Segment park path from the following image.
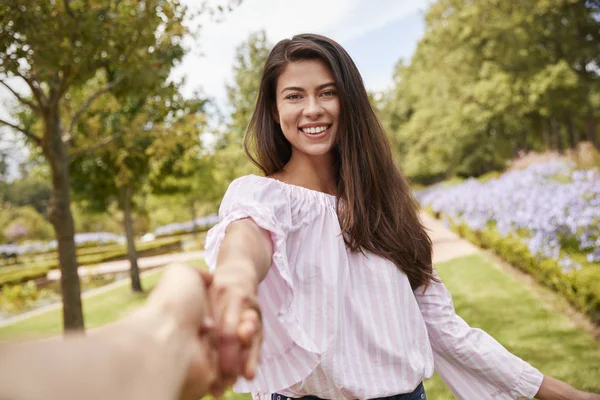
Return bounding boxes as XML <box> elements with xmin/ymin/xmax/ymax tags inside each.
<box><xmin>1</xmin><ymin>214</ymin><xmax>479</xmax><ymax>328</ymax></box>
<box><xmin>420</xmin><ymin>212</ymin><xmax>480</xmax><ymax>264</ymax></box>
<box><xmin>45</xmin><ymin>250</ymin><xmax>206</xmax><ymax>280</ymax></box>
<box><xmin>0</xmin><ymin>251</ymin><xmax>206</xmax><ymax>328</ymax></box>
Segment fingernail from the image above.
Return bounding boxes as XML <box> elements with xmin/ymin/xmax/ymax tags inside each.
<box><xmin>202</xmin><ymin>316</ymin><xmax>215</xmax><ymax>328</ymax></box>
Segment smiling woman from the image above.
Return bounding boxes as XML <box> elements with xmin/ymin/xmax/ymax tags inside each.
<box><xmin>273</xmin><ymin>60</ymin><xmax>340</xmax><ymax>170</ymax></box>
<box><xmin>205</xmin><ymin>33</ymin><xmax>600</xmax><ymax>400</ymax></box>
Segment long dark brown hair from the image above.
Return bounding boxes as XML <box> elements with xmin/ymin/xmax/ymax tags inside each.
<box><xmin>244</xmin><ymin>33</ymin><xmax>436</xmax><ymax>289</ymax></box>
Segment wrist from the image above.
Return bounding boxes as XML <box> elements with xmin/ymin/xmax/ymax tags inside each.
<box><xmin>213</xmin><ymin>261</ymin><xmax>259</xmax><ymax>293</ymax></box>
<box><xmin>536</xmin><ymin>375</ymin><xmax>582</xmax><ymax>400</ymax></box>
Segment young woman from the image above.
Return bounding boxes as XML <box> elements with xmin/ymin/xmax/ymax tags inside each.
<box><xmin>205</xmin><ymin>34</ymin><xmax>599</xmax><ymax>400</ymax></box>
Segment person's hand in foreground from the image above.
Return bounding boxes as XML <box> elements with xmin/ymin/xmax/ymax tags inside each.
<box><xmin>209</xmin><ymin>262</ymin><xmax>263</xmax><ymax>396</ymax></box>
<box><xmin>139</xmin><ymin>262</ymin><xmax>220</xmax><ymax>399</ymax></box>
<box><xmin>0</xmin><ymin>263</ymin><xmax>220</xmax><ymax>400</ymax></box>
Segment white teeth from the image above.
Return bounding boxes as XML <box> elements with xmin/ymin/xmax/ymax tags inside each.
<box><xmin>302</xmin><ymin>126</ymin><xmax>328</xmax><ymax>134</ymax></box>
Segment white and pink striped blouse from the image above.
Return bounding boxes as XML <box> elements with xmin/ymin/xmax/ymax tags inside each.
<box><xmin>205</xmin><ymin>175</ymin><xmax>544</xmax><ymax>400</ymax></box>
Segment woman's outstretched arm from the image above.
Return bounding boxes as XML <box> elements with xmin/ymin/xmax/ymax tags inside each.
<box><xmin>414</xmin><ymin>269</ymin><xmax>599</xmax><ymax>400</ymax></box>
<box><xmin>209</xmin><ymin>218</ymin><xmax>273</xmax><ymax>391</ymax></box>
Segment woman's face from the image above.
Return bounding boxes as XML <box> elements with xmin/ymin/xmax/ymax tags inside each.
<box><xmin>274</xmin><ymin>59</ymin><xmax>340</xmax><ymax>159</ymax></box>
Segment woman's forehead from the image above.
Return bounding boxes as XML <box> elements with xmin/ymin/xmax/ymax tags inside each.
<box><xmin>277</xmin><ymin>59</ymin><xmax>335</xmax><ymax>90</ymax></box>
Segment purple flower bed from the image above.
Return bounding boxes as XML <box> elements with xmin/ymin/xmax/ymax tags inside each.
<box><xmin>416</xmin><ymin>161</ymin><xmax>600</xmax><ymax>272</ymax></box>
<box><xmin>153</xmin><ymin>214</ymin><xmax>219</xmax><ymax>237</ymax></box>
<box><xmin>0</xmin><ymin>232</ymin><xmax>124</xmax><ymax>256</ymax></box>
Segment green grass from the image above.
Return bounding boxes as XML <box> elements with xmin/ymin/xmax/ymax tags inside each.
<box><xmin>423</xmin><ymin>253</ymin><xmax>600</xmax><ymax>399</ymax></box>
<box><xmin>0</xmin><ymin>269</ymin><xmax>164</xmax><ymax>339</ymax></box>
<box><xmin>1</xmin><ymin>255</ymin><xmax>598</xmax><ymax>399</ymax></box>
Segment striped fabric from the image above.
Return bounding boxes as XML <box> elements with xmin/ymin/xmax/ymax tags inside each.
<box><xmin>205</xmin><ymin>175</ymin><xmax>544</xmax><ymax>400</ymax></box>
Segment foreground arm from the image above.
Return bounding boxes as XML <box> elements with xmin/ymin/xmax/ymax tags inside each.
<box><xmin>0</xmin><ymin>264</ymin><xmax>219</xmax><ymax>400</ymax></box>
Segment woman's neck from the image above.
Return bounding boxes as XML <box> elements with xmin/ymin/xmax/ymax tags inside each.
<box><xmin>273</xmin><ymin>152</ymin><xmax>337</xmax><ymax>196</ymax></box>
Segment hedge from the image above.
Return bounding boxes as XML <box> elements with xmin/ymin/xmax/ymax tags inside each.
<box><xmin>434</xmin><ymin>212</ymin><xmax>600</xmax><ymax>325</ymax></box>
<box><xmin>0</xmin><ymin>237</ymin><xmax>190</xmax><ymax>287</ymax></box>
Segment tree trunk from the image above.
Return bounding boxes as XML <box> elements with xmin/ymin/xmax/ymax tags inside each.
<box><xmin>566</xmin><ymin>115</ymin><xmax>577</xmax><ymax>149</ymax></box>
<box><xmin>122</xmin><ymin>184</ymin><xmax>143</xmax><ymax>293</ymax></box>
<box><xmin>550</xmin><ymin>118</ymin><xmax>564</xmax><ymax>154</ymax></box>
<box><xmin>190</xmin><ymin>200</ymin><xmax>199</xmax><ymax>240</ymax></box>
<box><xmin>42</xmin><ymin>108</ymin><xmax>84</xmax><ymax>331</ymax></box>
<box><xmin>542</xmin><ymin>119</ymin><xmax>551</xmax><ymax>150</ymax></box>
<box><xmin>586</xmin><ymin>110</ymin><xmax>598</xmax><ymax>149</ymax></box>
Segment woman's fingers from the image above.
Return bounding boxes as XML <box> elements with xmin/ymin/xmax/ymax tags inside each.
<box><xmin>198</xmin><ymin>269</ymin><xmax>213</xmax><ymax>286</ymax></box>
<box><xmin>244</xmin><ymin>319</ymin><xmax>262</xmax><ymax>380</ymax></box>
<box><xmin>236</xmin><ymin>307</ymin><xmax>262</xmax><ymax>380</ymax></box>
<box><xmin>217</xmin><ymin>297</ymin><xmax>244</xmax><ymax>377</ymax></box>
<box><xmin>237</xmin><ymin>309</ymin><xmax>260</xmax><ymax>345</ymax></box>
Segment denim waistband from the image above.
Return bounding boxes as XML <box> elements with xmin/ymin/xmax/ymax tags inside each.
<box><xmin>271</xmin><ymin>382</ymin><xmax>425</xmax><ymax>400</ymax></box>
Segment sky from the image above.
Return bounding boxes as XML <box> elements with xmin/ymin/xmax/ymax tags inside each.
<box><xmin>174</xmin><ymin>0</ymin><xmax>429</xmax><ymax>109</ymax></box>
<box><xmin>0</xmin><ymin>0</ymin><xmax>430</xmax><ymax>179</ymax></box>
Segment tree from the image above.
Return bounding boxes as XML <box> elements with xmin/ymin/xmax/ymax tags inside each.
<box><xmin>378</xmin><ymin>0</ymin><xmax>600</xmax><ymax>182</ymax></box>
<box><xmin>0</xmin><ymin>0</ymin><xmax>191</xmax><ymax>329</ymax></box>
<box><xmin>150</xmin><ymin>138</ymin><xmax>222</xmax><ymax>240</ymax></box>
<box><xmin>2</xmin><ymin>170</ymin><xmax>51</xmax><ymax>217</ymax></box>
<box><xmin>70</xmin><ymin>89</ymin><xmax>207</xmax><ymax>292</ymax></box>
<box><xmin>217</xmin><ymin>30</ymin><xmax>272</xmax><ymax>181</ymax></box>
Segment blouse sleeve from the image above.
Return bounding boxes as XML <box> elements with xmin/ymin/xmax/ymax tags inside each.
<box><xmin>204</xmin><ymin>175</ymin><xmax>292</xmax><ymax>275</ymax></box>
<box><xmin>204</xmin><ymin>175</ymin><xmax>320</xmax><ymax>394</ymax></box>
<box><xmin>414</xmin><ymin>270</ymin><xmax>544</xmax><ymax>400</ymax></box>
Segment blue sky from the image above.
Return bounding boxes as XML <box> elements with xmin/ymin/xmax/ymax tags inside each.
<box><xmin>343</xmin><ymin>10</ymin><xmax>426</xmax><ymax>93</ymax></box>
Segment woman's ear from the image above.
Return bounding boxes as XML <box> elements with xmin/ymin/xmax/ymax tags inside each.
<box><xmin>271</xmin><ymin>105</ymin><xmax>280</xmax><ymax>124</ymax></box>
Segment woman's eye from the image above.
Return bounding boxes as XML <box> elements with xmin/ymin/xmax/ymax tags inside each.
<box><xmin>285</xmin><ymin>93</ymin><xmax>301</xmax><ymax>100</ymax></box>
<box><xmin>322</xmin><ymin>90</ymin><xmax>337</xmax><ymax>97</ymax></box>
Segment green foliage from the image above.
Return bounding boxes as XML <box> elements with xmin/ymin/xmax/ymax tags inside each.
<box><xmin>3</xmin><ymin>205</ymin><xmax>54</xmax><ymax>242</ymax></box>
<box><xmin>226</xmin><ymin>30</ymin><xmax>272</xmax><ymax>142</ymax></box>
<box><xmin>0</xmin><ymin>280</ymin><xmax>59</xmax><ymax>313</ymax></box>
<box><xmin>442</xmin><ymin>217</ymin><xmax>600</xmax><ymax>324</ymax></box>
<box><xmin>216</xmin><ymin>30</ymin><xmax>271</xmax><ymax>181</ymax></box>
<box><xmin>0</xmin><ymin>236</ymin><xmax>185</xmax><ymax>286</ymax></box>
<box><xmin>0</xmin><ymin>269</ymin><xmax>166</xmax><ymax>339</ymax></box>
<box><xmin>379</xmin><ymin>0</ymin><xmax>600</xmax><ymax>182</ymax></box>
<box><xmin>0</xmin><ymin>172</ymin><xmax>51</xmax><ymax>217</ymax></box>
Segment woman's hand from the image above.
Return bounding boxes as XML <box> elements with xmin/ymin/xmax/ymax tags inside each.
<box><xmin>208</xmin><ymin>265</ymin><xmax>263</xmax><ymax>396</ymax></box>
<box><xmin>536</xmin><ymin>375</ymin><xmax>600</xmax><ymax>400</ymax></box>
<box><xmin>576</xmin><ymin>391</ymin><xmax>600</xmax><ymax>400</ymax></box>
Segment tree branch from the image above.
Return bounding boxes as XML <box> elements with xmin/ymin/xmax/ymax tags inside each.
<box><xmin>0</xmin><ymin>80</ymin><xmax>40</xmax><ymax>112</ymax></box>
<box><xmin>13</xmin><ymin>69</ymin><xmax>47</xmax><ymax>108</ymax></box>
<box><xmin>68</xmin><ymin>77</ymin><xmax>123</xmax><ymax>138</ymax></box>
<box><xmin>68</xmin><ymin>131</ymin><xmax>125</xmax><ymax>161</ymax></box>
<box><xmin>64</xmin><ymin>0</ymin><xmax>75</xmax><ymax>17</ymax></box>
<box><xmin>0</xmin><ymin>118</ymin><xmax>42</xmax><ymax>146</ymax></box>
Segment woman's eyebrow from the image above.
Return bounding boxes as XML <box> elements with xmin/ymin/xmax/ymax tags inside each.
<box><xmin>280</xmin><ymin>82</ymin><xmax>336</xmax><ymax>94</ymax></box>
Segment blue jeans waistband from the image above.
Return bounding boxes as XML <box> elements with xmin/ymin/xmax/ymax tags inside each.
<box><xmin>271</xmin><ymin>382</ymin><xmax>426</xmax><ymax>400</ymax></box>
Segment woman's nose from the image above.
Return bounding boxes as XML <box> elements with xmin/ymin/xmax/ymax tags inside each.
<box><xmin>304</xmin><ymin>97</ymin><xmax>323</xmax><ymax>118</ymax></box>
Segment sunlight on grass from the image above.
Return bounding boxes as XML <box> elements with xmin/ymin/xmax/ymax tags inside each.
<box><xmin>0</xmin><ymin>269</ymin><xmax>166</xmax><ymax>339</ymax></box>
<box><xmin>424</xmin><ymin>253</ymin><xmax>600</xmax><ymax>397</ymax></box>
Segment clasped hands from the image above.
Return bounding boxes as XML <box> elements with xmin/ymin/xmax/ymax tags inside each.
<box><xmin>132</xmin><ymin>262</ymin><xmax>262</xmax><ymax>400</ymax></box>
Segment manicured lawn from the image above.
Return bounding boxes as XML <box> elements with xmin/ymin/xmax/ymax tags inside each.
<box><xmin>0</xmin><ymin>269</ymin><xmax>164</xmax><ymax>339</ymax></box>
<box><xmin>424</xmin><ymin>253</ymin><xmax>600</xmax><ymax>399</ymax></box>
<box><xmin>1</xmin><ymin>254</ymin><xmax>598</xmax><ymax>399</ymax></box>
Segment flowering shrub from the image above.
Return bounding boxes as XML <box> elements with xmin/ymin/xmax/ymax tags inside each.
<box><xmin>416</xmin><ymin>161</ymin><xmax>600</xmax><ymax>322</ymax></box>
<box><xmin>417</xmin><ymin>161</ymin><xmax>600</xmax><ymax>269</ymax></box>
<box><xmin>153</xmin><ymin>214</ymin><xmax>219</xmax><ymax>237</ymax></box>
